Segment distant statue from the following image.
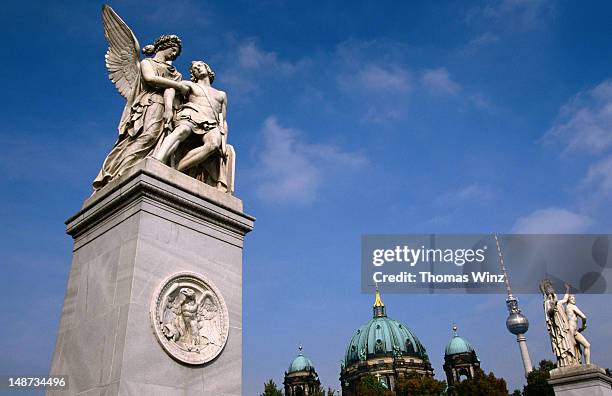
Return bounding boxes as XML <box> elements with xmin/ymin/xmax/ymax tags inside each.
<box><xmin>540</xmin><ymin>280</ymin><xmax>581</xmax><ymax>367</ymax></box>
<box><xmin>565</xmin><ymin>289</ymin><xmax>591</xmax><ymax>364</ymax></box>
<box><xmin>93</xmin><ymin>5</ymin><xmax>189</xmax><ymax>190</ymax></box>
<box><xmin>154</xmin><ymin>61</ymin><xmax>235</xmax><ymax>193</ymax></box>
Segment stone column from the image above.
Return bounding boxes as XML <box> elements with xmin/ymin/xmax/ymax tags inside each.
<box><xmin>48</xmin><ymin>159</ymin><xmax>254</xmax><ymax>395</ymax></box>
<box><xmin>549</xmin><ymin>364</ymin><xmax>612</xmax><ymax>396</ymax></box>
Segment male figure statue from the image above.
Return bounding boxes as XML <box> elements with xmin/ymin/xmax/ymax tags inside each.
<box><xmin>540</xmin><ymin>279</ymin><xmax>580</xmax><ymax>367</ymax></box>
<box><xmin>155</xmin><ymin>61</ymin><xmax>228</xmax><ymax>173</ymax></box>
<box><xmin>563</xmin><ymin>284</ymin><xmax>591</xmax><ymax>364</ymax></box>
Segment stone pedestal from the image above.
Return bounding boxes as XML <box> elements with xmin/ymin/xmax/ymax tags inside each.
<box><xmin>49</xmin><ymin>159</ymin><xmax>254</xmax><ymax>395</ymax></box>
<box><xmin>549</xmin><ymin>364</ymin><xmax>612</xmax><ymax>396</ymax></box>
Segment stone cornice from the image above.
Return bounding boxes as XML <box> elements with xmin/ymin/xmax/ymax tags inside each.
<box><xmin>67</xmin><ymin>159</ymin><xmax>255</xmax><ymax>239</ymax></box>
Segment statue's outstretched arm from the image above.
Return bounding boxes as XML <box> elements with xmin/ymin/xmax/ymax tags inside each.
<box><xmin>163</xmin><ymin>88</ymin><xmax>176</xmax><ymax>129</ymax></box>
<box><xmin>574</xmin><ymin>306</ymin><xmax>587</xmax><ymax>320</ymax></box>
<box><xmin>140</xmin><ymin>59</ymin><xmax>187</xmax><ymax>92</ymax></box>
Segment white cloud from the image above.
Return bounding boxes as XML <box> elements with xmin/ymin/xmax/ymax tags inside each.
<box><xmin>477</xmin><ymin>0</ymin><xmax>555</xmax><ymax>32</ymax></box>
<box><xmin>435</xmin><ymin>183</ymin><xmax>494</xmax><ymax>207</ymax></box>
<box><xmin>332</xmin><ymin>39</ymin><xmax>488</xmax><ymax>122</ymax></box>
<box><xmin>468</xmin><ymin>93</ymin><xmax>492</xmax><ymax>110</ymax></box>
<box><xmin>456</xmin><ymin>183</ymin><xmax>494</xmax><ymax>201</ymax></box>
<box><xmin>356</xmin><ymin>65</ymin><xmax>411</xmax><ymax>93</ymax></box>
<box><xmin>512</xmin><ymin>207</ymin><xmax>592</xmax><ymax>233</ymax></box>
<box><xmin>237</xmin><ymin>41</ymin><xmax>301</xmax><ymax>74</ymax></box>
<box><xmin>338</xmin><ymin>63</ymin><xmax>411</xmax><ymax>94</ymax></box>
<box><xmin>220</xmin><ymin>40</ymin><xmax>310</xmax><ymax>100</ymax></box>
<box><xmin>465</xmin><ymin>0</ymin><xmax>555</xmax><ymax>52</ymax></box>
<box><xmin>254</xmin><ymin>116</ymin><xmax>367</xmax><ymax>204</ymax></box>
<box><xmin>421</xmin><ymin>68</ymin><xmax>461</xmax><ymax>96</ymax></box>
<box><xmin>584</xmin><ymin>155</ymin><xmax>612</xmax><ymax>196</ymax></box>
<box><xmin>466</xmin><ymin>32</ymin><xmax>500</xmax><ymax>50</ymax></box>
<box><xmin>545</xmin><ymin>80</ymin><xmax>612</xmax><ymax>154</ymax></box>
<box><xmin>335</xmin><ymin>55</ymin><xmax>413</xmax><ymax>122</ymax></box>
<box><xmin>333</xmin><ymin>40</ymin><xmax>412</xmax><ymax>94</ymax></box>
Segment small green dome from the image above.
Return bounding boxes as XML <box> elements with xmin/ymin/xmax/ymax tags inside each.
<box><xmin>288</xmin><ymin>347</ymin><xmax>315</xmax><ymax>373</ymax></box>
<box><xmin>445</xmin><ymin>327</ymin><xmax>475</xmax><ymax>356</ymax></box>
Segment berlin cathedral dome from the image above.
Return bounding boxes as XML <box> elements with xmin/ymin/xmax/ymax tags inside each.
<box><xmin>340</xmin><ymin>289</ymin><xmax>434</xmax><ymax>394</ymax></box>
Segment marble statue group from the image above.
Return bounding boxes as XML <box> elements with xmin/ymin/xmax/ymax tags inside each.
<box><xmin>540</xmin><ymin>280</ymin><xmax>591</xmax><ymax>368</ymax></box>
<box><xmin>93</xmin><ymin>5</ymin><xmax>234</xmax><ymax>193</ymax></box>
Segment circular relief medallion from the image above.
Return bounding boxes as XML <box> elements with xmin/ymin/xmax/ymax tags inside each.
<box><xmin>150</xmin><ymin>271</ymin><xmax>229</xmax><ymax>365</ymax></box>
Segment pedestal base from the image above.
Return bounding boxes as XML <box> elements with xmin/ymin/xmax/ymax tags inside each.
<box><xmin>549</xmin><ymin>364</ymin><xmax>612</xmax><ymax>396</ymax></box>
<box><xmin>49</xmin><ymin>159</ymin><xmax>254</xmax><ymax>395</ymax></box>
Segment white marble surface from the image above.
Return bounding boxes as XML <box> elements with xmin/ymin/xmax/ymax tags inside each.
<box><xmin>549</xmin><ymin>364</ymin><xmax>612</xmax><ymax>396</ymax></box>
<box><xmin>48</xmin><ymin>160</ymin><xmax>254</xmax><ymax>395</ymax></box>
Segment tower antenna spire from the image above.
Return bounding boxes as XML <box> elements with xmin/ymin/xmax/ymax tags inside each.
<box><xmin>494</xmin><ymin>234</ymin><xmax>513</xmax><ymax>298</ymax></box>
<box><xmin>494</xmin><ymin>234</ymin><xmax>533</xmax><ymax>376</ymax></box>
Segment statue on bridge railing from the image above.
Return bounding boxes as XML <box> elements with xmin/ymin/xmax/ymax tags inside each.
<box><xmin>93</xmin><ymin>5</ymin><xmax>234</xmax><ymax>194</ymax></box>
<box><xmin>540</xmin><ymin>280</ymin><xmax>591</xmax><ymax>367</ymax></box>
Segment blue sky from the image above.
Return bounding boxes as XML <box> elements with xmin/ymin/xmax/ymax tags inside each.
<box><xmin>2</xmin><ymin>0</ymin><xmax>612</xmax><ymax>394</ymax></box>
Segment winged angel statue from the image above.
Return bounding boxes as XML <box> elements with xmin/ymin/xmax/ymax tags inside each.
<box><xmin>93</xmin><ymin>5</ymin><xmax>235</xmax><ymax>193</ymax></box>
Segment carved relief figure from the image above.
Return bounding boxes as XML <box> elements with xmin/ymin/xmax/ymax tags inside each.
<box><xmin>151</xmin><ymin>272</ymin><xmax>229</xmax><ymax>365</ymax></box>
<box><xmin>160</xmin><ymin>287</ymin><xmax>224</xmax><ymax>353</ymax></box>
<box><xmin>162</xmin><ymin>287</ymin><xmax>198</xmax><ymax>349</ymax></box>
<box><xmin>93</xmin><ymin>5</ymin><xmax>189</xmax><ymax>190</ymax></box>
<box><xmin>540</xmin><ymin>280</ymin><xmax>580</xmax><ymax>367</ymax></box>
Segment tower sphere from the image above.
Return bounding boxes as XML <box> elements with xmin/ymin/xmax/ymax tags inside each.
<box><xmin>506</xmin><ymin>312</ymin><xmax>529</xmax><ymax>335</ymax></box>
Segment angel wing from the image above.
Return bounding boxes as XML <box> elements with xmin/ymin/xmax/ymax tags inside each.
<box><xmin>101</xmin><ymin>5</ymin><xmax>141</xmax><ymax>99</ymax></box>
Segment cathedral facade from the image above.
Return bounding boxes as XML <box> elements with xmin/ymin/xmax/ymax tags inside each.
<box><xmin>279</xmin><ymin>291</ymin><xmax>483</xmax><ymax>394</ymax></box>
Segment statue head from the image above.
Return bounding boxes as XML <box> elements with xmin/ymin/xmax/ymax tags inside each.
<box><xmin>190</xmin><ymin>61</ymin><xmax>215</xmax><ymax>84</ymax></box>
<box><xmin>539</xmin><ymin>279</ymin><xmax>555</xmax><ymax>297</ymax></box>
<box><xmin>142</xmin><ymin>34</ymin><xmax>183</xmax><ymax>60</ymax></box>
<box><xmin>568</xmin><ymin>294</ymin><xmax>576</xmax><ymax>304</ymax></box>
<box><xmin>180</xmin><ymin>287</ymin><xmax>196</xmax><ymax>300</ymax></box>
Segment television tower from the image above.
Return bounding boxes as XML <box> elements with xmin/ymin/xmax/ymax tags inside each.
<box><xmin>494</xmin><ymin>234</ymin><xmax>533</xmax><ymax>376</ymax></box>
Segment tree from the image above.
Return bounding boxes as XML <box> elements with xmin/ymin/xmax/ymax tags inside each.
<box><xmin>523</xmin><ymin>360</ymin><xmax>555</xmax><ymax>396</ymax></box>
<box><xmin>260</xmin><ymin>379</ymin><xmax>283</xmax><ymax>396</ymax></box>
<box><xmin>452</xmin><ymin>368</ymin><xmax>508</xmax><ymax>396</ymax></box>
<box><xmin>312</xmin><ymin>385</ymin><xmax>337</xmax><ymax>396</ymax></box>
<box><xmin>355</xmin><ymin>374</ymin><xmax>394</xmax><ymax>396</ymax></box>
<box><xmin>395</xmin><ymin>373</ymin><xmax>447</xmax><ymax>395</ymax></box>
<box><xmin>510</xmin><ymin>390</ymin><xmax>522</xmax><ymax>396</ymax></box>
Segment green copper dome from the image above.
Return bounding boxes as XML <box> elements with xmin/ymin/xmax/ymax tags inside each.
<box><xmin>344</xmin><ymin>290</ymin><xmax>429</xmax><ymax>366</ymax></box>
<box><xmin>288</xmin><ymin>346</ymin><xmax>315</xmax><ymax>373</ymax></box>
<box><xmin>445</xmin><ymin>327</ymin><xmax>475</xmax><ymax>356</ymax></box>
